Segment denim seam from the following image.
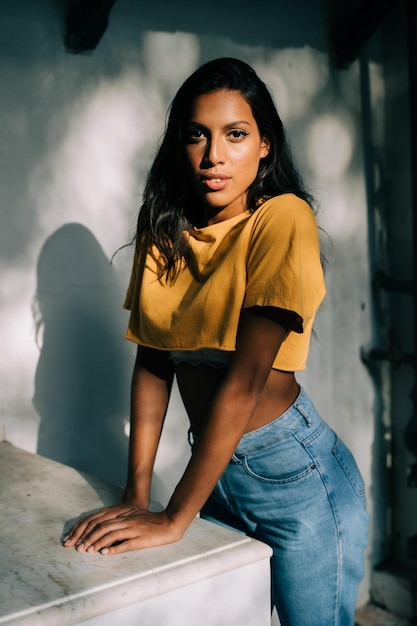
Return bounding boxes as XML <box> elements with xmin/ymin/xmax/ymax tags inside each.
<box><xmin>217</xmin><ymin>472</ymin><xmax>239</xmax><ymax>515</ymax></box>
<box><xmin>295</xmin><ymin>421</ymin><xmax>325</xmax><ymax>446</ymax></box>
<box><xmin>312</xmin><ymin>458</ymin><xmax>343</xmax><ymax>625</ymax></box>
<box><xmin>332</xmin><ymin>438</ymin><xmax>366</xmax><ymax>498</ymax></box>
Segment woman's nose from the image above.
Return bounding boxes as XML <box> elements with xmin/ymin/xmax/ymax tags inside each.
<box><xmin>202</xmin><ymin>137</ymin><xmax>224</xmax><ymax>167</ymax></box>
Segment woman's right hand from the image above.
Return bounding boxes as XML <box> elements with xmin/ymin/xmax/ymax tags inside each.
<box><xmin>62</xmin><ymin>502</ymin><xmax>144</xmax><ymax>550</ymax></box>
<box><xmin>62</xmin><ymin>502</ymin><xmax>183</xmax><ymax>555</ymax></box>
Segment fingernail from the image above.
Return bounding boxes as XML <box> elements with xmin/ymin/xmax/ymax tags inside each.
<box><xmin>87</xmin><ymin>545</ymin><xmax>95</xmax><ymax>553</ymax></box>
<box><xmin>63</xmin><ymin>535</ymin><xmax>69</xmax><ymax>542</ymax></box>
<box><xmin>76</xmin><ymin>542</ymin><xmax>84</xmax><ymax>551</ymax></box>
<box><xmin>101</xmin><ymin>548</ymin><xmax>109</xmax><ymax>555</ymax></box>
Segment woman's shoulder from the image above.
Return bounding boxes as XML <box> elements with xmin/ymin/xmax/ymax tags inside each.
<box><xmin>250</xmin><ymin>193</ymin><xmax>317</xmax><ymax>230</ymax></box>
<box><xmin>257</xmin><ymin>193</ymin><xmax>313</xmax><ymax>213</ymax></box>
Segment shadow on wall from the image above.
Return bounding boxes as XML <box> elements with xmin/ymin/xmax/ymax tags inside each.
<box><xmin>32</xmin><ymin>223</ymin><xmax>130</xmax><ymax>487</ymax></box>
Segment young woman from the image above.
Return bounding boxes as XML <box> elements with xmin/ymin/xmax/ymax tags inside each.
<box><xmin>64</xmin><ymin>58</ymin><xmax>369</xmax><ymax>625</ymax></box>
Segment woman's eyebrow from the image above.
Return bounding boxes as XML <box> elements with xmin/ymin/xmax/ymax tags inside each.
<box><xmin>188</xmin><ymin>120</ymin><xmax>252</xmax><ymax>129</ymax></box>
<box><xmin>223</xmin><ymin>120</ymin><xmax>251</xmax><ymax>128</ymax></box>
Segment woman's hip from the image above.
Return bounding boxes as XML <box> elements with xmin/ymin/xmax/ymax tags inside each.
<box><xmin>216</xmin><ymin>387</ymin><xmax>367</xmax><ymax>532</ymax></box>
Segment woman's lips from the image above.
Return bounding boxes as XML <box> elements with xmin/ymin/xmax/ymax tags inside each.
<box><xmin>200</xmin><ymin>174</ymin><xmax>231</xmax><ymax>191</ymax></box>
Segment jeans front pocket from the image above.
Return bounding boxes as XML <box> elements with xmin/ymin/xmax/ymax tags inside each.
<box><xmin>241</xmin><ymin>436</ymin><xmax>317</xmax><ymax>484</ymax></box>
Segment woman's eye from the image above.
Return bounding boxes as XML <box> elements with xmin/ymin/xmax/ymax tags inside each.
<box><xmin>186</xmin><ymin>128</ymin><xmax>205</xmax><ymax>142</ymax></box>
<box><xmin>228</xmin><ymin>129</ymin><xmax>249</xmax><ymax>141</ymax></box>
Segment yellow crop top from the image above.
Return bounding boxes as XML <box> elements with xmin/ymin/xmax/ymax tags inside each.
<box><xmin>124</xmin><ymin>194</ymin><xmax>326</xmax><ymax>371</ymax></box>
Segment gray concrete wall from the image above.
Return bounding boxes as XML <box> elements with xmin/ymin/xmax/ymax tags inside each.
<box><xmin>0</xmin><ymin>0</ymin><xmax>377</xmax><ymax>605</ymax></box>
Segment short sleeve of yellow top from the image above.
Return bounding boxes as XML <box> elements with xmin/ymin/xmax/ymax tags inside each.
<box><xmin>124</xmin><ymin>193</ymin><xmax>326</xmax><ymax>372</ymax></box>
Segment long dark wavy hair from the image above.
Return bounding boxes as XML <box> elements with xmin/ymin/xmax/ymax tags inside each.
<box><xmin>136</xmin><ymin>57</ymin><xmax>314</xmax><ymax>279</ymax></box>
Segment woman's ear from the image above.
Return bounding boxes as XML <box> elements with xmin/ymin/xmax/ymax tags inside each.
<box><xmin>260</xmin><ymin>137</ymin><xmax>270</xmax><ymax>158</ymax></box>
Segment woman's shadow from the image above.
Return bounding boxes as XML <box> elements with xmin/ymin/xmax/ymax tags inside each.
<box><xmin>33</xmin><ymin>223</ymin><xmax>131</xmax><ymax>488</ymax></box>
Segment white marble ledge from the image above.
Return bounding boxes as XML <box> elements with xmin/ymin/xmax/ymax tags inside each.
<box><xmin>0</xmin><ymin>442</ymin><xmax>272</xmax><ymax>626</ymax></box>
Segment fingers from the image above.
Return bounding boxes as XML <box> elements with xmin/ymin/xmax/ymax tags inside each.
<box><xmin>63</xmin><ymin>506</ymin><xmax>128</xmax><ymax>549</ymax></box>
<box><xmin>62</xmin><ymin>504</ymin><xmax>150</xmax><ymax>553</ymax></box>
<box><xmin>75</xmin><ymin>522</ymin><xmax>132</xmax><ymax>554</ymax></box>
<box><xmin>96</xmin><ymin>525</ymin><xmax>182</xmax><ymax>555</ymax></box>
<box><xmin>62</xmin><ymin>508</ymin><xmax>183</xmax><ymax>556</ymax></box>
<box><xmin>73</xmin><ymin>515</ymin><xmax>153</xmax><ymax>554</ymax></box>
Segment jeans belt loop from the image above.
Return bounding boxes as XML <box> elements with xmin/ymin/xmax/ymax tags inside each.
<box><xmin>295</xmin><ymin>401</ymin><xmax>313</xmax><ymax>426</ymax></box>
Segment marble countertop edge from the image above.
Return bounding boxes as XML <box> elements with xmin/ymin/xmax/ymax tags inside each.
<box><xmin>0</xmin><ymin>442</ymin><xmax>272</xmax><ymax>626</ymax></box>
<box><xmin>1</xmin><ymin>529</ymin><xmax>271</xmax><ymax>626</ymax></box>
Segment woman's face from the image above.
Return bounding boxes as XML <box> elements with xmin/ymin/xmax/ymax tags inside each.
<box><xmin>184</xmin><ymin>89</ymin><xmax>269</xmax><ymax>226</ymax></box>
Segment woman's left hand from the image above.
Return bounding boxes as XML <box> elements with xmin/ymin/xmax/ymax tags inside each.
<box><xmin>62</xmin><ymin>504</ymin><xmax>184</xmax><ymax>555</ymax></box>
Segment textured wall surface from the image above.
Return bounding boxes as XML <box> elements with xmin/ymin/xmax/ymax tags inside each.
<box><xmin>0</xmin><ymin>0</ymin><xmax>377</xmax><ymax>607</ymax></box>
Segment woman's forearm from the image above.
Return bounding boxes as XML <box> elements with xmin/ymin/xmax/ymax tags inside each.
<box><xmin>124</xmin><ymin>347</ymin><xmax>174</xmax><ymax>508</ymax></box>
<box><xmin>166</xmin><ymin>389</ymin><xmax>256</xmax><ymax>531</ymax></box>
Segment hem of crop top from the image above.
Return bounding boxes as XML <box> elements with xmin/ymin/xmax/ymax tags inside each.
<box><xmin>169</xmin><ymin>348</ymin><xmax>232</xmax><ymax>368</ymax></box>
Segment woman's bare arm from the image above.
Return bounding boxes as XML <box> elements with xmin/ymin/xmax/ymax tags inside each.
<box><xmin>63</xmin><ymin>345</ymin><xmax>174</xmax><ymax>549</ymax></box>
<box><xmin>124</xmin><ymin>346</ymin><xmax>174</xmax><ymax>507</ymax></box>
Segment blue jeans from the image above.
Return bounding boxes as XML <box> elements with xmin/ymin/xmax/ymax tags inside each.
<box><xmin>197</xmin><ymin>387</ymin><xmax>369</xmax><ymax>626</ymax></box>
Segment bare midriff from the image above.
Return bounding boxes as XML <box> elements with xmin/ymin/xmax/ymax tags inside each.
<box><xmin>174</xmin><ymin>363</ymin><xmax>300</xmax><ymax>435</ymax></box>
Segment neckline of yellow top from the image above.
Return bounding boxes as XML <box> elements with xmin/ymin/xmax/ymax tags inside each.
<box><xmin>191</xmin><ymin>209</ymin><xmax>251</xmax><ymax>235</ymax></box>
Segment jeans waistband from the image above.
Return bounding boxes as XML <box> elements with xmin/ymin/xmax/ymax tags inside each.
<box><xmin>188</xmin><ymin>386</ymin><xmax>323</xmax><ymax>455</ymax></box>
<box><xmin>232</xmin><ymin>386</ymin><xmax>322</xmax><ymax>456</ymax></box>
